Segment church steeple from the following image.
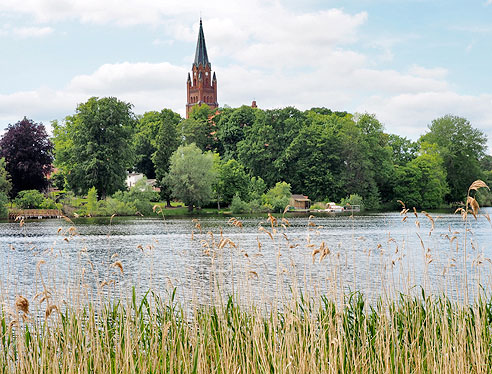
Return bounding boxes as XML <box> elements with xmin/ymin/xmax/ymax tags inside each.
<box><xmin>186</xmin><ymin>19</ymin><xmax>218</xmax><ymax>118</ymax></box>
<box><xmin>193</xmin><ymin>19</ymin><xmax>210</xmax><ymax>68</ymax></box>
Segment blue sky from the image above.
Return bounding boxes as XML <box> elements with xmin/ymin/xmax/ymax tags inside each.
<box><xmin>1</xmin><ymin>0</ymin><xmax>492</xmax><ymax>150</ymax></box>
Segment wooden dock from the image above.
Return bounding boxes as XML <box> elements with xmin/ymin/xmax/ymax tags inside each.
<box><xmin>8</xmin><ymin>209</ymin><xmax>62</xmax><ymax>220</ymax></box>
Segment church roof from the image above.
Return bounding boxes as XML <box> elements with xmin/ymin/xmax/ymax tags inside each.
<box><xmin>193</xmin><ymin>19</ymin><xmax>210</xmax><ymax>68</ymax></box>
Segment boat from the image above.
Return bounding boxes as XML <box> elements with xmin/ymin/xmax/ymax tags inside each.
<box><xmin>324</xmin><ymin>202</ymin><xmax>344</xmax><ymax>213</ymax></box>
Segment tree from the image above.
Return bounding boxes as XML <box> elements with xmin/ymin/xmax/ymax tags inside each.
<box><xmin>167</xmin><ymin>144</ymin><xmax>215</xmax><ymax>212</ymax></box>
<box><xmin>0</xmin><ymin>117</ymin><xmax>53</xmax><ymax>197</ymax></box>
<box><xmin>387</xmin><ymin>134</ymin><xmax>418</xmax><ymax>166</ymax></box>
<box><xmin>53</xmin><ymin>97</ymin><xmax>136</xmax><ymax>198</ymax></box>
<box><xmin>214</xmin><ymin>158</ymin><xmax>250</xmax><ymax>207</ymax></box>
<box><xmin>152</xmin><ymin>109</ymin><xmax>182</xmax><ymax>206</ymax></box>
<box><xmin>237</xmin><ymin>107</ymin><xmax>306</xmax><ymax>187</ymax></box>
<box><xmin>182</xmin><ymin>104</ymin><xmax>217</xmax><ymax>151</ymax></box>
<box><xmin>262</xmin><ymin>181</ymin><xmax>291</xmax><ymax>212</ymax></box>
<box><xmin>216</xmin><ymin>105</ymin><xmax>256</xmax><ymax>160</ymax></box>
<box><xmin>134</xmin><ymin>111</ymin><xmax>162</xmax><ymax>178</ymax></box>
<box><xmin>354</xmin><ymin>113</ymin><xmax>395</xmax><ymax>206</ymax></box>
<box><xmin>0</xmin><ymin>158</ymin><xmax>12</xmax><ymax>196</ymax></box>
<box><xmin>420</xmin><ymin>115</ymin><xmax>487</xmax><ymax>203</ymax></box>
<box><xmin>0</xmin><ymin>158</ymin><xmax>10</xmax><ymax>217</ymax></box>
<box><xmin>393</xmin><ymin>143</ymin><xmax>449</xmax><ymax>209</ymax></box>
<box><xmin>280</xmin><ymin>116</ymin><xmax>343</xmax><ymax>201</ymax></box>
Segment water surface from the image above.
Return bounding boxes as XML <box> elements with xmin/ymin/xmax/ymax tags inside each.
<box><xmin>1</xmin><ymin>209</ymin><xmax>491</xmax><ymax>307</ymax></box>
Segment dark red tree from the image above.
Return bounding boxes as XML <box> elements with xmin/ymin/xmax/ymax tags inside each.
<box><xmin>0</xmin><ymin>117</ymin><xmax>53</xmax><ymax>197</ymax></box>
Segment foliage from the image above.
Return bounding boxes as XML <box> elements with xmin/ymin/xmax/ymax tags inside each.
<box><xmin>262</xmin><ymin>181</ymin><xmax>291</xmax><ymax>212</ymax></box>
<box><xmin>112</xmin><ymin>177</ymin><xmax>158</xmax><ymax>216</ymax></box>
<box><xmin>230</xmin><ymin>194</ymin><xmax>250</xmax><ymax>214</ymax></box>
<box><xmin>387</xmin><ymin>134</ymin><xmax>418</xmax><ymax>166</ymax></box>
<box><xmin>53</xmin><ymin>97</ymin><xmax>136</xmax><ymax>198</ymax></box>
<box><xmin>0</xmin><ymin>117</ymin><xmax>53</xmax><ymax>197</ymax></box>
<box><xmin>182</xmin><ymin>104</ymin><xmax>217</xmax><ymax>151</ymax></box>
<box><xmin>420</xmin><ymin>115</ymin><xmax>487</xmax><ymax>203</ymax></box>
<box><xmin>394</xmin><ymin>143</ymin><xmax>449</xmax><ymax>209</ymax></box>
<box><xmin>340</xmin><ymin>193</ymin><xmax>364</xmax><ymax>210</ymax></box>
<box><xmin>99</xmin><ymin>197</ymin><xmax>137</xmax><ymax>216</ymax></box>
<box><xmin>214</xmin><ymin>158</ymin><xmax>250</xmax><ymax>206</ymax></box>
<box><xmin>0</xmin><ymin>192</ymin><xmax>8</xmax><ymax>218</ymax></box>
<box><xmin>134</xmin><ymin>111</ymin><xmax>162</xmax><ymax>178</ymax></box>
<box><xmin>247</xmin><ymin>176</ymin><xmax>266</xmax><ymax>202</ymax></box>
<box><xmin>86</xmin><ymin>187</ymin><xmax>98</xmax><ymax>216</ymax></box>
<box><xmin>0</xmin><ymin>158</ymin><xmax>11</xmax><ymax>196</ymax></box>
<box><xmin>167</xmin><ymin>144</ymin><xmax>215</xmax><ymax>211</ymax></box>
<box><xmin>152</xmin><ymin>109</ymin><xmax>182</xmax><ymax>205</ymax></box>
<box><xmin>13</xmin><ymin>190</ymin><xmax>56</xmax><ymax>209</ymax></box>
<box><xmin>216</xmin><ymin>105</ymin><xmax>256</xmax><ymax>160</ymax></box>
<box><xmin>237</xmin><ymin>107</ymin><xmax>306</xmax><ymax>187</ymax></box>
<box><xmin>280</xmin><ymin>115</ymin><xmax>343</xmax><ymax>201</ymax></box>
<box><xmin>49</xmin><ymin>169</ymin><xmax>67</xmax><ymax>191</ymax></box>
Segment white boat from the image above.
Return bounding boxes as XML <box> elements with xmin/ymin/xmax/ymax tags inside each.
<box><xmin>324</xmin><ymin>202</ymin><xmax>344</xmax><ymax>213</ymax></box>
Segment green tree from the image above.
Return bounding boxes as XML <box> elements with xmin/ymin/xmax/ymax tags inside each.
<box><xmin>248</xmin><ymin>176</ymin><xmax>266</xmax><ymax>202</ymax></box>
<box><xmin>152</xmin><ymin>109</ymin><xmax>182</xmax><ymax>206</ymax></box>
<box><xmin>167</xmin><ymin>143</ymin><xmax>215</xmax><ymax>212</ymax></box>
<box><xmin>0</xmin><ymin>158</ymin><xmax>12</xmax><ymax>196</ymax></box>
<box><xmin>0</xmin><ymin>192</ymin><xmax>7</xmax><ymax>218</ymax></box>
<box><xmin>134</xmin><ymin>111</ymin><xmax>162</xmax><ymax>178</ymax></box>
<box><xmin>280</xmin><ymin>115</ymin><xmax>343</xmax><ymax>201</ymax></box>
<box><xmin>338</xmin><ymin>118</ymin><xmax>381</xmax><ymax>209</ymax></box>
<box><xmin>86</xmin><ymin>187</ymin><xmax>98</xmax><ymax>216</ymax></box>
<box><xmin>420</xmin><ymin>115</ymin><xmax>487</xmax><ymax>203</ymax></box>
<box><xmin>262</xmin><ymin>181</ymin><xmax>291</xmax><ymax>212</ymax></box>
<box><xmin>53</xmin><ymin>97</ymin><xmax>136</xmax><ymax>198</ymax></box>
<box><xmin>214</xmin><ymin>158</ymin><xmax>249</xmax><ymax>207</ymax></box>
<box><xmin>354</xmin><ymin>113</ymin><xmax>395</xmax><ymax>206</ymax></box>
<box><xmin>182</xmin><ymin>104</ymin><xmax>217</xmax><ymax>151</ymax></box>
<box><xmin>216</xmin><ymin>105</ymin><xmax>256</xmax><ymax>160</ymax></box>
<box><xmin>394</xmin><ymin>143</ymin><xmax>449</xmax><ymax>209</ymax></box>
<box><xmin>237</xmin><ymin>107</ymin><xmax>306</xmax><ymax>187</ymax></box>
<box><xmin>14</xmin><ymin>190</ymin><xmax>45</xmax><ymax>209</ymax></box>
<box><xmin>387</xmin><ymin>134</ymin><xmax>418</xmax><ymax>166</ymax></box>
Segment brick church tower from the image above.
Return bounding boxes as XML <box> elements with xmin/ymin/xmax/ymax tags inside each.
<box><xmin>186</xmin><ymin>19</ymin><xmax>218</xmax><ymax>118</ymax></box>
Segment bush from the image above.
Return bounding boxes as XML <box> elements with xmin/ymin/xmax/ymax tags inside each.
<box><xmin>262</xmin><ymin>182</ymin><xmax>291</xmax><ymax>213</ymax></box>
<box><xmin>99</xmin><ymin>197</ymin><xmax>137</xmax><ymax>216</ymax></box>
<box><xmin>111</xmin><ymin>178</ymin><xmax>158</xmax><ymax>216</ymax></box>
<box><xmin>14</xmin><ymin>190</ymin><xmax>45</xmax><ymax>209</ymax></box>
<box><xmin>230</xmin><ymin>194</ymin><xmax>249</xmax><ymax>214</ymax></box>
<box><xmin>0</xmin><ymin>192</ymin><xmax>8</xmax><ymax>218</ymax></box>
<box><xmin>248</xmin><ymin>199</ymin><xmax>262</xmax><ymax>213</ymax></box>
<box><xmin>311</xmin><ymin>202</ymin><xmax>326</xmax><ymax>210</ymax></box>
<box><xmin>40</xmin><ymin>198</ymin><xmax>57</xmax><ymax>209</ymax></box>
<box><xmin>340</xmin><ymin>193</ymin><xmax>364</xmax><ymax>211</ymax></box>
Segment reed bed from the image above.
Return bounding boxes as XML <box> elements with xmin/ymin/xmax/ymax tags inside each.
<box><xmin>0</xmin><ymin>181</ymin><xmax>491</xmax><ymax>373</ymax></box>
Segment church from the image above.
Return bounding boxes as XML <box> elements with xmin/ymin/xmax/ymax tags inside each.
<box><xmin>186</xmin><ymin>19</ymin><xmax>218</xmax><ymax>118</ymax></box>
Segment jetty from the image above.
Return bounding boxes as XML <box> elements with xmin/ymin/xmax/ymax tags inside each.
<box><xmin>8</xmin><ymin>209</ymin><xmax>62</xmax><ymax>220</ymax></box>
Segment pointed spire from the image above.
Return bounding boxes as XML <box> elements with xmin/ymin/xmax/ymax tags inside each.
<box><xmin>187</xmin><ymin>72</ymin><xmax>191</xmax><ymax>82</ymax></box>
<box><xmin>212</xmin><ymin>72</ymin><xmax>216</xmax><ymax>81</ymax></box>
<box><xmin>193</xmin><ymin>18</ymin><xmax>210</xmax><ymax>67</ymax></box>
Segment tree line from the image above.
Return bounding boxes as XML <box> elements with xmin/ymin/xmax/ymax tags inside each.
<box><xmin>0</xmin><ymin>96</ymin><xmax>490</xmax><ymax>216</ymax></box>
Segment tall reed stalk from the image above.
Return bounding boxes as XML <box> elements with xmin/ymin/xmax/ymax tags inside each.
<box><xmin>0</xmin><ymin>181</ymin><xmax>490</xmax><ymax>373</ymax></box>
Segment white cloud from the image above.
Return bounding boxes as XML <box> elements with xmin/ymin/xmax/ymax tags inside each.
<box><xmin>12</xmin><ymin>26</ymin><xmax>53</xmax><ymax>37</ymax></box>
<box><xmin>0</xmin><ymin>1</ymin><xmax>491</xmax><ymax>151</ymax></box>
<box><xmin>358</xmin><ymin>92</ymin><xmax>492</xmax><ymax>143</ymax></box>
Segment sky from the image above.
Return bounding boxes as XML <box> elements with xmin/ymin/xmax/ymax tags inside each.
<box><xmin>1</xmin><ymin>0</ymin><xmax>492</xmax><ymax>150</ymax></box>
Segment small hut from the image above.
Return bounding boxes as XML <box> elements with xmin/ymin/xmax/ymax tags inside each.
<box><xmin>289</xmin><ymin>194</ymin><xmax>311</xmax><ymax>210</ymax></box>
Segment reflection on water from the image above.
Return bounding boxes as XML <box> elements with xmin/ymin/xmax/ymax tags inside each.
<box><xmin>1</xmin><ymin>209</ymin><xmax>491</xmax><ymax>307</ymax></box>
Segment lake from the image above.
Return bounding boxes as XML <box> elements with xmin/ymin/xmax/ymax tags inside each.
<box><xmin>1</xmin><ymin>209</ymin><xmax>491</xmax><ymax>307</ymax></box>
